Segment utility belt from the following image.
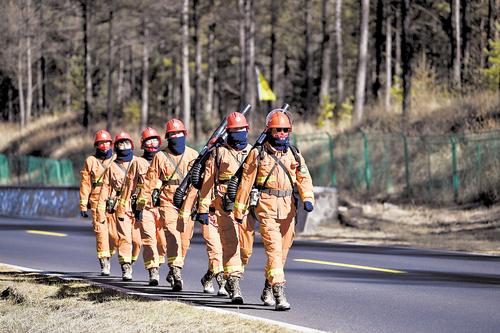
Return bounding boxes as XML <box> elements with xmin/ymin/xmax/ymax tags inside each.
<box><xmin>218</xmin><ymin>178</ymin><xmax>230</xmax><ymax>184</ymax></box>
<box><xmin>162</xmin><ymin>179</ymin><xmax>180</xmax><ymax>186</ymax></box>
<box><xmin>260</xmin><ymin>188</ymin><xmax>293</xmax><ymax>197</ymax></box>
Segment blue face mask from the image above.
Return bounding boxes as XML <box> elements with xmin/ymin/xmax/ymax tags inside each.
<box><xmin>227</xmin><ymin>131</ymin><xmax>248</xmax><ymax>151</ymax></box>
<box><xmin>95</xmin><ymin>148</ymin><xmax>113</xmax><ymax>160</ymax></box>
<box><xmin>115</xmin><ymin>148</ymin><xmax>134</xmax><ymax>162</ymax></box>
<box><xmin>268</xmin><ymin>136</ymin><xmax>289</xmax><ymax>151</ymax></box>
<box><xmin>168</xmin><ymin>136</ymin><xmax>186</xmax><ymax>155</ymax></box>
<box><xmin>143</xmin><ymin>148</ymin><xmax>159</xmax><ymax>161</ymax></box>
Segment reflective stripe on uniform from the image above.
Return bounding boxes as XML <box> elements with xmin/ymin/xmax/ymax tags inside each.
<box><xmin>97</xmin><ymin>203</ymin><xmax>106</xmax><ymax>210</ymax></box>
<box><xmin>267</xmin><ymin>267</ymin><xmax>284</xmax><ymax>278</ymax></box>
<box><xmin>144</xmin><ymin>259</ymin><xmax>159</xmax><ymax>269</ymax></box>
<box><xmin>97</xmin><ymin>250</ymin><xmax>110</xmax><ymax>258</ymax></box>
<box><xmin>167</xmin><ymin>256</ymin><xmax>184</xmax><ymax>264</ymax></box>
<box><xmin>303</xmin><ymin>191</ymin><xmax>314</xmax><ymax>199</ymax></box>
<box><xmin>118</xmin><ymin>198</ymin><xmax>128</xmax><ymax>206</ymax></box>
<box><xmin>199</xmin><ymin>198</ymin><xmax>211</xmax><ymax>205</ymax></box>
<box><xmin>179</xmin><ymin>210</ymin><xmax>190</xmax><ymax>218</ymax></box>
<box><xmin>234</xmin><ymin>201</ymin><xmax>248</xmax><ymax>210</ymax></box>
<box><xmin>218</xmin><ymin>174</ymin><xmax>232</xmax><ymax>180</ymax></box>
<box><xmin>131</xmin><ymin>255</ymin><xmax>139</xmax><ymax>262</ymax></box>
<box><xmin>224</xmin><ymin>265</ymin><xmax>242</xmax><ymax>273</ymax></box>
<box><xmin>137</xmin><ymin>197</ymin><xmax>147</xmax><ymax>204</ymax></box>
<box><xmin>257</xmin><ymin>176</ymin><xmax>276</xmax><ymax>185</ymax></box>
<box><xmin>159</xmin><ymin>256</ymin><xmax>166</xmax><ymax>264</ymax></box>
<box><xmin>80</xmin><ymin>200</ymin><xmax>88</xmax><ymax>205</ymax></box>
<box><xmin>119</xmin><ymin>255</ymin><xmax>132</xmax><ymax>264</ymax></box>
<box><xmin>211</xmin><ymin>264</ymin><xmax>224</xmax><ymax>274</ymax></box>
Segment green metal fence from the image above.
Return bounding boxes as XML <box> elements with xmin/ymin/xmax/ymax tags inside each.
<box><xmin>292</xmin><ymin>130</ymin><xmax>500</xmax><ymax>204</ymax></box>
<box><xmin>0</xmin><ymin>154</ymin><xmax>77</xmax><ymax>186</ymax></box>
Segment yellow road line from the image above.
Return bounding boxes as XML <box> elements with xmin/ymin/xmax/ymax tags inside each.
<box><xmin>294</xmin><ymin>258</ymin><xmax>406</xmax><ymax>274</ymax></box>
<box><xmin>26</xmin><ymin>230</ymin><xmax>67</xmax><ymax>237</ymax></box>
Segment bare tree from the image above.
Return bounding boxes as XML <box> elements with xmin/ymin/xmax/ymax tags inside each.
<box><xmin>106</xmin><ymin>1</ymin><xmax>115</xmax><ymax>131</ymax></box>
<box><xmin>181</xmin><ymin>0</ymin><xmax>191</xmax><ymax>131</ymax></box>
<box><xmin>193</xmin><ymin>0</ymin><xmax>202</xmax><ymax>139</ymax></box>
<box><xmin>394</xmin><ymin>3</ymin><xmax>402</xmax><ymax>89</ymax></box>
<box><xmin>238</xmin><ymin>0</ymin><xmax>246</xmax><ymax>106</ymax></box>
<box><xmin>305</xmin><ymin>0</ymin><xmax>314</xmax><ymax>113</ymax></box>
<box><xmin>372</xmin><ymin>0</ymin><xmax>384</xmax><ymax>99</ymax></box>
<box><xmin>335</xmin><ymin>0</ymin><xmax>345</xmax><ymax>108</ymax></box>
<box><xmin>205</xmin><ymin>0</ymin><xmax>216</xmax><ymax>120</ymax></box>
<box><xmin>353</xmin><ymin>0</ymin><xmax>370</xmax><ymax>123</ymax></box>
<box><xmin>385</xmin><ymin>7</ymin><xmax>392</xmax><ymax>110</ymax></box>
<box><xmin>81</xmin><ymin>0</ymin><xmax>92</xmax><ymax>128</ymax></box>
<box><xmin>451</xmin><ymin>0</ymin><xmax>461</xmax><ymax>90</ymax></box>
<box><xmin>26</xmin><ymin>0</ymin><xmax>33</xmax><ymax>125</ymax></box>
<box><xmin>320</xmin><ymin>0</ymin><xmax>333</xmax><ymax>107</ymax></box>
<box><xmin>246</xmin><ymin>0</ymin><xmax>256</xmax><ymax>113</ymax></box>
<box><xmin>36</xmin><ymin>0</ymin><xmax>46</xmax><ymax>115</ymax></box>
<box><xmin>401</xmin><ymin>0</ymin><xmax>412</xmax><ymax>131</ymax></box>
<box><xmin>141</xmin><ymin>15</ymin><xmax>149</xmax><ymax>130</ymax></box>
<box><xmin>18</xmin><ymin>41</ymin><xmax>25</xmax><ymax>127</ymax></box>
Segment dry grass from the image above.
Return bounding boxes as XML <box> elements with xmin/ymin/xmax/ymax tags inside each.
<box><xmin>0</xmin><ymin>266</ymin><xmax>299</xmax><ymax>333</ymax></box>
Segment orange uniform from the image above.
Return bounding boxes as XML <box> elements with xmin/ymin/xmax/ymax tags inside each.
<box><xmin>234</xmin><ymin>142</ymin><xmax>314</xmax><ymax>285</ymax></box>
<box><xmin>97</xmin><ymin>158</ymin><xmax>141</xmax><ymax>264</ymax></box>
<box><xmin>116</xmin><ymin>156</ymin><xmax>167</xmax><ymax>269</ymax></box>
<box><xmin>79</xmin><ymin>155</ymin><xmax>118</xmax><ymax>259</ymax></box>
<box><xmin>136</xmin><ymin>147</ymin><xmax>198</xmax><ymax>268</ymax></box>
<box><xmin>198</xmin><ymin>144</ymin><xmax>255</xmax><ymax>278</ymax></box>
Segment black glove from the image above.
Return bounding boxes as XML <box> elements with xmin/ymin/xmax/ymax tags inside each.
<box><xmin>197</xmin><ymin>213</ymin><xmax>209</xmax><ymax>225</ymax></box>
<box><xmin>134</xmin><ymin>210</ymin><xmax>143</xmax><ymax>222</ymax></box>
<box><xmin>304</xmin><ymin>201</ymin><xmax>314</xmax><ymax>212</ymax></box>
<box><xmin>80</xmin><ymin>210</ymin><xmax>89</xmax><ymax>218</ymax></box>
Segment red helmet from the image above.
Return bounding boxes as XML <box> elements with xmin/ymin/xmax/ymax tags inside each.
<box><xmin>94</xmin><ymin>130</ymin><xmax>112</xmax><ymax>145</ymax></box>
<box><xmin>165</xmin><ymin>118</ymin><xmax>187</xmax><ymax>137</ymax></box>
<box><xmin>141</xmin><ymin>127</ymin><xmax>162</xmax><ymax>147</ymax></box>
<box><xmin>114</xmin><ymin>131</ymin><xmax>134</xmax><ymax>149</ymax></box>
<box><xmin>266</xmin><ymin>111</ymin><xmax>292</xmax><ymax>130</ymax></box>
<box><xmin>226</xmin><ymin>112</ymin><xmax>249</xmax><ymax>130</ymax></box>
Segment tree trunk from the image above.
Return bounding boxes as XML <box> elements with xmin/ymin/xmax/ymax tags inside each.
<box><xmin>117</xmin><ymin>57</ymin><xmax>124</xmax><ymax>115</ymax></box>
<box><xmin>320</xmin><ymin>0</ymin><xmax>332</xmax><ymax>106</ymax></box>
<box><xmin>305</xmin><ymin>0</ymin><xmax>314</xmax><ymax>113</ymax></box>
<box><xmin>394</xmin><ymin>5</ymin><xmax>402</xmax><ymax>89</ymax></box>
<box><xmin>372</xmin><ymin>0</ymin><xmax>384</xmax><ymax>99</ymax></box>
<box><xmin>486</xmin><ymin>0</ymin><xmax>496</xmax><ymax>67</ymax></box>
<box><xmin>238</xmin><ymin>0</ymin><xmax>246</xmax><ymax>106</ymax></box>
<box><xmin>129</xmin><ymin>45</ymin><xmax>134</xmax><ymax>97</ymax></box>
<box><xmin>451</xmin><ymin>0</ymin><xmax>461</xmax><ymax>90</ymax></box>
<box><xmin>37</xmin><ymin>0</ymin><xmax>45</xmax><ymax>115</ymax></box>
<box><xmin>181</xmin><ymin>0</ymin><xmax>191</xmax><ymax>131</ymax></box>
<box><xmin>82</xmin><ymin>0</ymin><xmax>92</xmax><ymax>128</ymax></box>
<box><xmin>401</xmin><ymin>0</ymin><xmax>412</xmax><ymax>132</ymax></box>
<box><xmin>26</xmin><ymin>0</ymin><xmax>33</xmax><ymax>125</ymax></box>
<box><xmin>205</xmin><ymin>0</ymin><xmax>216</xmax><ymax>120</ymax></box>
<box><xmin>385</xmin><ymin>9</ymin><xmax>392</xmax><ymax>110</ymax></box>
<box><xmin>270</xmin><ymin>0</ymin><xmax>278</xmax><ymax>89</ymax></box>
<box><xmin>335</xmin><ymin>0</ymin><xmax>345</xmax><ymax>107</ymax></box>
<box><xmin>246</xmin><ymin>0</ymin><xmax>256</xmax><ymax>116</ymax></box>
<box><xmin>18</xmin><ymin>46</ymin><xmax>25</xmax><ymax>128</ymax></box>
<box><xmin>141</xmin><ymin>15</ymin><xmax>149</xmax><ymax>129</ymax></box>
<box><xmin>193</xmin><ymin>0</ymin><xmax>202</xmax><ymax>140</ymax></box>
<box><xmin>460</xmin><ymin>0</ymin><xmax>469</xmax><ymax>83</ymax></box>
<box><xmin>353</xmin><ymin>0</ymin><xmax>370</xmax><ymax>124</ymax></box>
<box><xmin>106</xmin><ymin>1</ymin><xmax>114</xmax><ymax>131</ymax></box>
<box><xmin>8</xmin><ymin>86</ymin><xmax>14</xmax><ymax>122</ymax></box>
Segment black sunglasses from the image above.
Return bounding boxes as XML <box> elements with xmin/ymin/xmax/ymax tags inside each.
<box><xmin>274</xmin><ymin>128</ymin><xmax>290</xmax><ymax>133</ymax></box>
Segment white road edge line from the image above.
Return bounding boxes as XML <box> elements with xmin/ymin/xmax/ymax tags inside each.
<box><xmin>0</xmin><ymin>262</ymin><xmax>325</xmax><ymax>333</ymax></box>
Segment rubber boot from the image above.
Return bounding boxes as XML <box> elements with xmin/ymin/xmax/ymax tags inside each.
<box><xmin>170</xmin><ymin>266</ymin><xmax>183</xmax><ymax>292</ymax></box>
<box><xmin>227</xmin><ymin>276</ymin><xmax>243</xmax><ymax>304</ymax></box>
<box><xmin>166</xmin><ymin>269</ymin><xmax>174</xmax><ymax>287</ymax></box>
<box><xmin>260</xmin><ymin>279</ymin><xmax>276</xmax><ymax>306</ymax></box>
<box><xmin>148</xmin><ymin>267</ymin><xmax>160</xmax><ymax>286</ymax></box>
<box><xmin>215</xmin><ymin>272</ymin><xmax>228</xmax><ymax>297</ymax></box>
<box><xmin>99</xmin><ymin>258</ymin><xmax>110</xmax><ymax>276</ymax></box>
<box><xmin>272</xmin><ymin>284</ymin><xmax>291</xmax><ymax>311</ymax></box>
<box><xmin>201</xmin><ymin>270</ymin><xmax>215</xmax><ymax>294</ymax></box>
<box><xmin>121</xmin><ymin>263</ymin><xmax>133</xmax><ymax>281</ymax></box>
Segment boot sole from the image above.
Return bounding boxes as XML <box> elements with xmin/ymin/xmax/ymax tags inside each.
<box><xmin>172</xmin><ymin>282</ymin><xmax>183</xmax><ymax>292</ymax></box>
<box><xmin>149</xmin><ymin>280</ymin><xmax>159</xmax><ymax>286</ymax></box>
<box><xmin>122</xmin><ymin>277</ymin><xmax>132</xmax><ymax>281</ymax></box>
<box><xmin>231</xmin><ymin>296</ymin><xmax>244</xmax><ymax>304</ymax></box>
<box><xmin>217</xmin><ymin>290</ymin><xmax>229</xmax><ymax>296</ymax></box>
<box><xmin>275</xmin><ymin>306</ymin><xmax>291</xmax><ymax>311</ymax></box>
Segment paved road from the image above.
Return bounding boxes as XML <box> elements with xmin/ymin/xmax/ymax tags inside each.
<box><xmin>1</xmin><ymin>216</ymin><xmax>500</xmax><ymax>333</ymax></box>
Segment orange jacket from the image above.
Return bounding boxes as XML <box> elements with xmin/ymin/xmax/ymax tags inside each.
<box><xmin>115</xmin><ymin>156</ymin><xmax>162</xmax><ymax>219</ymax></box>
<box><xmin>79</xmin><ymin>155</ymin><xmax>115</xmax><ymax>211</ymax></box>
<box><xmin>198</xmin><ymin>144</ymin><xmax>251</xmax><ymax>214</ymax></box>
<box><xmin>234</xmin><ymin>142</ymin><xmax>314</xmax><ymax>220</ymax></box>
<box><xmin>135</xmin><ymin>147</ymin><xmax>198</xmax><ymax>218</ymax></box>
<box><xmin>96</xmin><ymin>157</ymin><xmax>135</xmax><ymax>223</ymax></box>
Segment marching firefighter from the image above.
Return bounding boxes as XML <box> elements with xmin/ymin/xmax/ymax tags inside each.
<box><xmin>79</xmin><ymin>130</ymin><xmax>118</xmax><ymax>276</ymax></box>
<box><xmin>134</xmin><ymin>119</ymin><xmax>198</xmax><ymax>291</ymax></box>
<box><xmin>97</xmin><ymin>131</ymin><xmax>142</xmax><ymax>281</ymax></box>
<box><xmin>196</xmin><ymin>112</ymin><xmax>254</xmax><ymax>304</ymax></box>
<box><xmin>233</xmin><ymin>110</ymin><xmax>314</xmax><ymax>311</ymax></box>
<box><xmin>116</xmin><ymin>127</ymin><xmax>167</xmax><ymax>286</ymax></box>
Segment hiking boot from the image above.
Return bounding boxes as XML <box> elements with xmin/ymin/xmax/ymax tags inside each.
<box><xmin>99</xmin><ymin>258</ymin><xmax>110</xmax><ymax>276</ymax></box>
<box><xmin>201</xmin><ymin>270</ymin><xmax>215</xmax><ymax>294</ymax></box>
<box><xmin>148</xmin><ymin>267</ymin><xmax>160</xmax><ymax>286</ymax></box>
<box><xmin>227</xmin><ymin>276</ymin><xmax>243</xmax><ymax>304</ymax></box>
<box><xmin>215</xmin><ymin>272</ymin><xmax>228</xmax><ymax>297</ymax></box>
<box><xmin>170</xmin><ymin>266</ymin><xmax>183</xmax><ymax>292</ymax></box>
<box><xmin>260</xmin><ymin>279</ymin><xmax>276</xmax><ymax>306</ymax></box>
<box><xmin>121</xmin><ymin>263</ymin><xmax>133</xmax><ymax>281</ymax></box>
<box><xmin>166</xmin><ymin>269</ymin><xmax>174</xmax><ymax>287</ymax></box>
<box><xmin>272</xmin><ymin>284</ymin><xmax>290</xmax><ymax>311</ymax></box>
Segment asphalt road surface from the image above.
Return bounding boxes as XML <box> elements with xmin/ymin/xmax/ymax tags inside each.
<box><xmin>1</xmin><ymin>215</ymin><xmax>500</xmax><ymax>333</ymax></box>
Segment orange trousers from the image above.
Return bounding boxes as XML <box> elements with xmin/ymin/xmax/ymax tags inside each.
<box><xmin>160</xmin><ymin>205</ymin><xmax>194</xmax><ymax>268</ymax></box>
<box><xmin>259</xmin><ymin>212</ymin><xmax>295</xmax><ymax>285</ymax></box>
<box><xmin>140</xmin><ymin>207</ymin><xmax>167</xmax><ymax>269</ymax></box>
<box><xmin>116</xmin><ymin>211</ymin><xmax>142</xmax><ymax>264</ymax></box>
<box><xmin>201</xmin><ymin>211</ymin><xmax>223</xmax><ymax>274</ymax></box>
<box><xmin>92</xmin><ymin>209</ymin><xmax>118</xmax><ymax>259</ymax></box>
<box><xmin>214</xmin><ymin>196</ymin><xmax>254</xmax><ymax>278</ymax></box>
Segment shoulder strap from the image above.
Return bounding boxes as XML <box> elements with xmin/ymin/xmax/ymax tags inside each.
<box><xmin>115</xmin><ymin>159</ymin><xmax>134</xmax><ymax>194</ymax></box>
<box><xmin>269</xmin><ymin>154</ymin><xmax>295</xmax><ymax>188</ymax></box>
<box><xmin>289</xmin><ymin>145</ymin><xmax>302</xmax><ymax>168</ymax></box>
<box><xmin>92</xmin><ymin>156</ymin><xmax>115</xmax><ymax>188</ymax></box>
<box><xmin>162</xmin><ymin>151</ymin><xmax>185</xmax><ymax>181</ymax></box>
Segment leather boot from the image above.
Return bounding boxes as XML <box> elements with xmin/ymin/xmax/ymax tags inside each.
<box><xmin>121</xmin><ymin>263</ymin><xmax>133</xmax><ymax>281</ymax></box>
<box><xmin>201</xmin><ymin>270</ymin><xmax>215</xmax><ymax>293</ymax></box>
<box><xmin>99</xmin><ymin>258</ymin><xmax>110</xmax><ymax>276</ymax></box>
<box><xmin>148</xmin><ymin>267</ymin><xmax>159</xmax><ymax>286</ymax></box>
<box><xmin>170</xmin><ymin>266</ymin><xmax>183</xmax><ymax>292</ymax></box>
<box><xmin>260</xmin><ymin>279</ymin><xmax>276</xmax><ymax>306</ymax></box>
<box><xmin>227</xmin><ymin>276</ymin><xmax>243</xmax><ymax>304</ymax></box>
<box><xmin>215</xmin><ymin>272</ymin><xmax>228</xmax><ymax>297</ymax></box>
<box><xmin>272</xmin><ymin>284</ymin><xmax>290</xmax><ymax>311</ymax></box>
